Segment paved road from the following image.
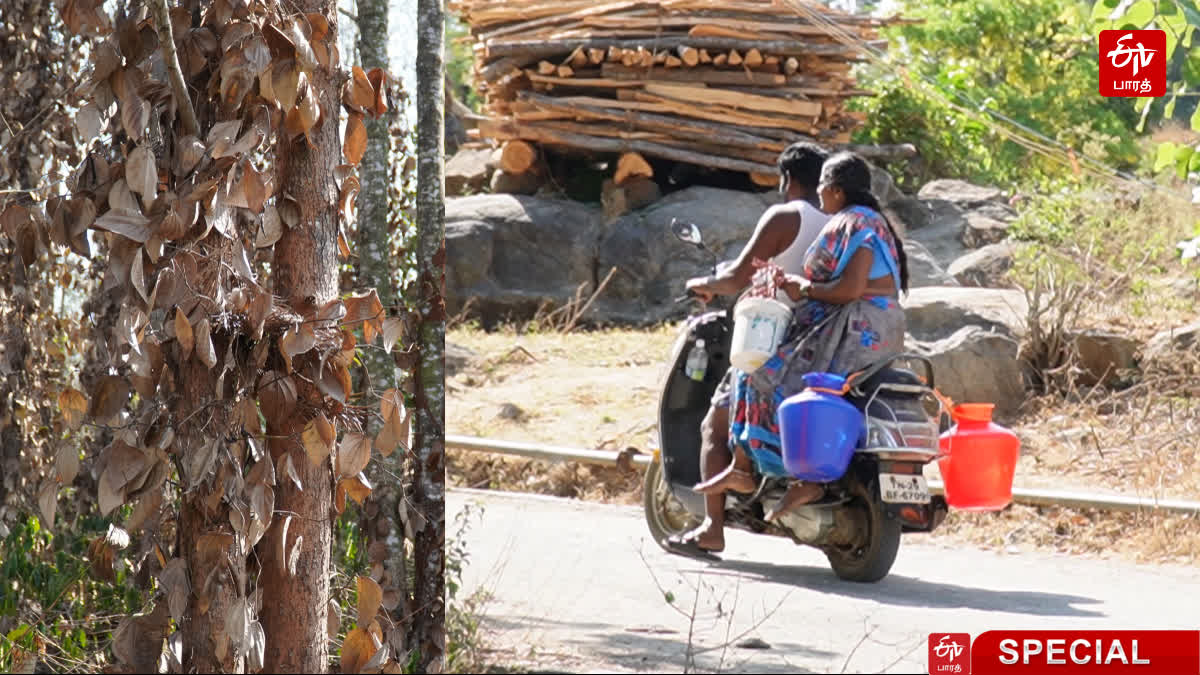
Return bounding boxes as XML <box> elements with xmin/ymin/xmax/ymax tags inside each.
<box><xmin>449</xmin><ymin>488</ymin><xmax>1200</xmax><ymax>674</ymax></box>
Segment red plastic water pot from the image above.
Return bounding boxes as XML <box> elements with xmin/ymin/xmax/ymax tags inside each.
<box><xmin>938</xmin><ymin>403</ymin><xmax>1020</xmax><ymax>511</ymax></box>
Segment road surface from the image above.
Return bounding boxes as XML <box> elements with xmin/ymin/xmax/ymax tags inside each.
<box><xmin>449</xmin><ymin>488</ymin><xmax>1200</xmax><ymax>674</ymax></box>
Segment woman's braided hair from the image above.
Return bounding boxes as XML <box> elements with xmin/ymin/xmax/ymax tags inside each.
<box><xmin>821</xmin><ymin>151</ymin><xmax>909</xmax><ymax>293</ymax></box>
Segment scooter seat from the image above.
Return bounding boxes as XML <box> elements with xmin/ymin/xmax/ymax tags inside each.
<box><xmin>845</xmin><ymin>367</ymin><xmax>926</xmax><ymax>402</ymax></box>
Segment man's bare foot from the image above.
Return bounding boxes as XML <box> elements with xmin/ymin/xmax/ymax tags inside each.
<box><xmin>765</xmin><ymin>482</ymin><xmax>825</xmax><ymax>521</ymax></box>
<box><xmin>694</xmin><ymin>462</ymin><xmax>756</xmax><ymax>495</ymax></box>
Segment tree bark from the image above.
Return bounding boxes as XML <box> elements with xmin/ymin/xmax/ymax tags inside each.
<box><xmin>414</xmin><ymin>0</ymin><xmax>447</xmax><ymax>669</ymax></box>
<box><xmin>255</xmin><ymin>2</ymin><xmax>339</xmax><ymax>672</ymax></box>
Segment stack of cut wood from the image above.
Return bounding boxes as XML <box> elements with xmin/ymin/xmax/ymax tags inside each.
<box><xmin>450</xmin><ymin>0</ymin><xmax>908</xmax><ymax>187</ymax></box>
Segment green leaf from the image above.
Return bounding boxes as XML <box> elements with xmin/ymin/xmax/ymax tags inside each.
<box><xmin>1124</xmin><ymin>0</ymin><xmax>1158</xmax><ymax>27</ymax></box>
<box><xmin>1191</xmin><ymin>104</ymin><xmax>1200</xmax><ymax>132</ymax></box>
<box><xmin>1165</xmin><ymin>93</ymin><xmax>1179</xmax><ymax>119</ymax></box>
<box><xmin>6</xmin><ymin>624</ymin><xmax>30</xmax><ymax>643</ymax></box>
<box><xmin>1177</xmin><ymin>144</ymin><xmax>1195</xmax><ymax>178</ymax></box>
<box><xmin>1091</xmin><ymin>0</ymin><xmax>1124</xmax><ymax>25</ymax></box>
<box><xmin>1189</xmin><ymin>146</ymin><xmax>1200</xmax><ymax>172</ymax></box>
<box><xmin>1155</xmin><ymin>141</ymin><xmax>1179</xmax><ymax>171</ymax></box>
<box><xmin>664</xmin><ymin>591</ymin><xmax>675</xmax><ymax>604</ymax></box>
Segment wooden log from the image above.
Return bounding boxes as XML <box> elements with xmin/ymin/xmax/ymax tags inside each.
<box><xmin>620</xmin><ymin>49</ymin><xmax>637</xmax><ymax>67</ymax></box>
<box><xmin>479</xmin><ymin>55</ymin><xmax>527</xmax><ymax>83</ymax></box>
<box><xmin>569</xmin><ymin>46</ymin><xmax>588</xmax><ymax>68</ymax></box>
<box><xmin>638</xmin><ymin>47</ymin><xmax>654</xmax><ymax>67</ymax></box>
<box><xmin>607</xmin><ymin>45</ymin><xmax>622</xmax><ymax>62</ymax></box>
<box><xmin>653</xmin><ymin>50</ymin><xmax>668</xmax><ymax>65</ymax></box>
<box><xmin>537</xmin><ymin>60</ymin><xmax>556</xmax><ymax>75</ymax></box>
<box><xmin>643</xmin><ymin>81</ymin><xmax>822</xmax><ymax>117</ymax></box>
<box><xmin>519</xmin><ymin>92</ymin><xmax>788</xmax><ymax>151</ymax></box>
<box><xmin>500</xmin><ymin>139</ymin><xmax>537</xmax><ymax>173</ymax></box>
<box><xmin>617</xmin><ymin>90</ymin><xmax>817</xmax><ymax>134</ymax></box>
<box><xmin>614</xmin><ymin>151</ymin><xmax>653</xmax><ymax>184</ymax></box>
<box><xmin>784</xmin><ymin>56</ymin><xmax>800</xmax><ymax>75</ymax></box>
<box><xmin>601</xmin><ymin>63</ymin><xmax>786</xmax><ymax>86</ymax></box>
<box><xmin>483</xmin><ymin>37</ymin><xmax>886</xmax><ymax>60</ymax></box>
<box><xmin>713</xmin><ymin>53</ymin><xmax>728</xmax><ymax>66</ymax></box>
<box><xmin>665</xmin><ymin>55</ymin><xmax>683</xmax><ymax>68</ymax></box>
<box><xmin>588</xmin><ymin>48</ymin><xmax>606</xmax><ymax>64</ymax></box>
<box><xmin>602</xmin><ymin>175</ymin><xmax>661</xmax><ymax>222</ymax></box>
<box><xmin>727</xmin><ymin>49</ymin><xmax>743</xmax><ymax>65</ymax></box>
<box><xmin>749</xmin><ymin>171</ymin><xmax>779</xmax><ymax>187</ymax></box>
<box><xmin>698</xmin><ymin>49</ymin><xmax>712</xmax><ymax>63</ymax></box>
<box><xmin>474</xmin><ymin>117</ymin><xmax>778</xmax><ymax>174</ymax></box>
<box><xmin>744</xmin><ymin>48</ymin><xmax>763</xmax><ymax>67</ymax></box>
<box><xmin>764</xmin><ymin>55</ymin><xmax>780</xmax><ymax>66</ymax></box>
<box><xmin>557</xmin><ymin>64</ymin><xmax>574</xmax><ymax>78</ymax></box>
<box><xmin>677</xmin><ymin>45</ymin><xmax>700</xmax><ymax>67</ymax></box>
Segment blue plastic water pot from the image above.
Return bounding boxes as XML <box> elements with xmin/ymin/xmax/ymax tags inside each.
<box><xmin>778</xmin><ymin>372</ymin><xmax>864</xmax><ymax>482</ymax></box>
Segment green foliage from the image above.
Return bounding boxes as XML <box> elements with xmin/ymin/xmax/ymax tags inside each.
<box><xmin>852</xmin><ymin>0</ymin><xmax>1140</xmax><ymax>189</ymax></box>
<box><xmin>446</xmin><ymin>503</ymin><xmax>489</xmax><ymax>673</ymax></box>
<box><xmin>0</xmin><ymin>515</ymin><xmax>147</xmax><ymax>672</ymax></box>
<box><xmin>446</xmin><ymin>15</ymin><xmax>483</xmax><ymax>112</ymax></box>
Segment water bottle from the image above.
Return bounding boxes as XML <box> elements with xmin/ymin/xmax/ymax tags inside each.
<box><xmin>685</xmin><ymin>339</ymin><xmax>707</xmax><ymax>382</ymax></box>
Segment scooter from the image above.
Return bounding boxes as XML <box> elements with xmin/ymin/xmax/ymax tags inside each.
<box><xmin>643</xmin><ymin>221</ymin><xmax>949</xmax><ymax>582</ymax></box>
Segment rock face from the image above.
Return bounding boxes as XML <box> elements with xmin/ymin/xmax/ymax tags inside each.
<box><xmin>948</xmin><ymin>242</ymin><xmax>1017</xmax><ymax>288</ymax></box>
<box><xmin>907</xmin><ymin>326</ymin><xmax>1026</xmax><ymax>418</ymax></box>
<box><xmin>1144</xmin><ymin>320</ymin><xmax>1200</xmax><ymax>360</ymax></box>
<box><xmin>904</xmin><ymin>239</ymin><xmax>958</xmax><ymax>287</ymax></box>
<box><xmin>917</xmin><ymin>179</ymin><xmax>1004</xmax><ymax>208</ymax></box>
<box><xmin>445</xmin><ymin>194</ymin><xmax>603</xmax><ymax>323</ymax></box>
<box><xmin>1072</xmin><ymin>331</ymin><xmax>1140</xmax><ymax>387</ymax></box>
<box><xmin>901</xmin><ymin>287</ymin><xmax>1028</xmax><ymax>341</ymax></box>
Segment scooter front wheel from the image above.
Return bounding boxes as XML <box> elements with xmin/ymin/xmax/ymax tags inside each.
<box><xmin>643</xmin><ymin>456</ymin><xmax>703</xmax><ymax>549</ymax></box>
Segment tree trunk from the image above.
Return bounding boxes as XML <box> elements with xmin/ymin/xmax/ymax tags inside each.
<box><xmin>413</xmin><ymin>0</ymin><xmax>447</xmax><ymax>669</ymax></box>
<box><xmin>255</xmin><ymin>2</ymin><xmax>340</xmax><ymax>672</ymax></box>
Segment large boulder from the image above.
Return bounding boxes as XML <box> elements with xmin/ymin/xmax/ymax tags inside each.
<box><xmin>917</xmin><ymin>179</ymin><xmax>1005</xmax><ymax>208</ymax></box>
<box><xmin>901</xmin><ymin>287</ymin><xmax>1028</xmax><ymax>341</ymax></box>
<box><xmin>947</xmin><ymin>242</ymin><xmax>1017</xmax><ymax>288</ymax></box>
<box><xmin>904</xmin><ymin>199</ymin><xmax>969</xmax><ymax>269</ymax></box>
<box><xmin>1072</xmin><ymin>331</ymin><xmax>1140</xmax><ymax>387</ymax></box>
<box><xmin>592</xmin><ymin>186</ymin><xmax>780</xmax><ymax>323</ymax></box>
<box><xmin>445</xmin><ymin>194</ymin><xmax>603</xmax><ymax>323</ymax></box>
<box><xmin>907</xmin><ymin>327</ymin><xmax>1026</xmax><ymax>418</ymax></box>
<box><xmin>963</xmin><ymin>211</ymin><xmax>1011</xmax><ymax>248</ymax></box>
<box><xmin>904</xmin><ymin>239</ymin><xmax>958</xmax><ymax>287</ymax></box>
<box><xmin>1143</xmin><ymin>320</ymin><xmax>1200</xmax><ymax>360</ymax></box>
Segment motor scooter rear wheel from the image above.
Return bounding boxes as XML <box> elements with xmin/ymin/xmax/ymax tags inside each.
<box><xmin>644</xmin><ymin>457</ymin><xmax>703</xmax><ymax>549</ymax></box>
<box><xmin>823</xmin><ymin>476</ymin><xmax>901</xmax><ymax>582</ymax></box>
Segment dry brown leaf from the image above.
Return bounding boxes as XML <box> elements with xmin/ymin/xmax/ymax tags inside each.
<box><xmin>89</xmin><ymin>375</ymin><xmax>130</xmax><ymax>422</ymax></box>
<box><xmin>280</xmin><ymin>451</ymin><xmax>302</xmax><ymax>491</ymax></box>
<box><xmin>58</xmin><ymin>388</ymin><xmax>88</xmax><ymax>431</ymax></box>
<box><xmin>280</xmin><ymin>323</ymin><xmax>316</xmax><ymax>364</ymax></box>
<box><xmin>356</xmin><ymin>576</ymin><xmax>382</xmax><ymax>627</ymax></box>
<box><xmin>258</xmin><ymin>370</ymin><xmax>298</xmax><ymax>423</ymax></box>
<box><xmin>130</xmin><ymin>247</ymin><xmax>149</xmax><ymax>304</ymax></box>
<box><xmin>367</xmin><ymin>67</ymin><xmax>388</xmax><ymax>118</ymax></box>
<box><xmin>339</xmin><ymin>474</ymin><xmax>372</xmax><ymax>507</ymax></box>
<box><xmin>174</xmin><ymin>310</ymin><xmax>194</xmax><ymax>360</ymax></box>
<box><xmin>278</xmin><ymin>196</ymin><xmax>300</xmax><ymax>228</ymax></box>
<box><xmin>272</xmin><ymin>59</ymin><xmax>300</xmax><ymax>112</ymax></box>
<box><xmin>126</xmin><ymin>145</ymin><xmax>157</xmax><ymax>204</ymax></box>
<box><xmin>327</xmin><ymin>599</ymin><xmax>341</xmax><ymax>640</ymax></box>
<box><xmin>341</xmin><ymin>626</ymin><xmax>377</xmax><ymax>674</ymax></box>
<box><xmin>246</xmin><ymin>453</ymin><xmax>275</xmax><ymax>487</ymax></box>
<box><xmin>340</xmin><ymin>112</ymin><xmax>368</xmax><ymax>166</ymax></box>
<box><xmin>248</xmin><ymin>620</ymin><xmax>266</xmax><ymax>672</ymax></box>
<box><xmin>374</xmin><ymin>416</ymin><xmax>407</xmax><ymax>458</ymax></box>
<box><xmin>37</xmin><ymin>481</ymin><xmax>57</xmax><ymax>529</ymax></box>
<box><xmin>297</xmin><ymin>82</ymin><xmax>320</xmax><ymax>138</ymax></box>
<box><xmin>337</xmin><ymin>434</ymin><xmax>371</xmax><ymax>479</ymax></box>
<box><xmin>246</xmin><ymin>288</ymin><xmax>272</xmax><ymax>341</ymax></box>
<box><xmin>288</xmin><ymin>534</ymin><xmax>303</xmax><ymax>576</ymax></box>
<box><xmin>174</xmin><ymin>135</ymin><xmax>206</xmax><ymax>177</ymax></box>
<box><xmin>346</xmin><ymin>66</ymin><xmax>375</xmax><ymax>111</ymax></box>
<box><xmin>95</xmin><ymin>208</ymin><xmax>151</xmax><ymax>243</ymax></box>
<box><xmin>256</xmin><ymin>203</ymin><xmax>282</xmax><ymax>248</ymax></box>
<box><xmin>207</xmin><ymin>119</ymin><xmax>242</xmax><ymax>157</ymax></box>
<box><xmin>337</xmin><ymin>228</ymin><xmax>351</xmax><ymax>260</ymax></box>
<box><xmin>120</xmin><ymin>91</ymin><xmax>149</xmax><ymax>142</ymax></box>
<box><xmin>381</xmin><ymin>317</ymin><xmax>404</xmax><ymax>354</ymax></box>
<box><xmin>379</xmin><ymin>388</ymin><xmax>405</xmax><ymax>427</ymax></box>
<box><xmin>344</xmin><ymin>289</ymin><xmax>383</xmax><ymax>340</ymax></box>
<box><xmin>277</xmin><ymin>514</ymin><xmax>293</xmax><ymax>575</ymax></box>
<box><xmin>160</xmin><ymin>558</ymin><xmax>190</xmax><ymax>623</ymax></box>
<box><xmin>55</xmin><ymin>444</ymin><xmax>81</xmax><ymax>485</ymax></box>
<box><xmin>111</xmin><ymin>602</ymin><xmax>169</xmax><ymax>671</ymax></box>
<box><xmin>195</xmin><ymin>318</ymin><xmax>217</xmax><ymax>368</ymax></box>
<box><xmin>87</xmin><ymin>535</ymin><xmax>115</xmax><ymax>582</ymax></box>
<box><xmin>285</xmin><ymin>19</ymin><xmax>318</xmax><ymax>72</ymax></box>
<box><xmin>306</xmin><ymin>13</ymin><xmax>330</xmax><ymax>42</ymax></box>
<box><xmin>226</xmin><ymin>597</ymin><xmax>249</xmax><ymax>657</ymax></box>
<box><xmin>302</xmin><ymin>412</ymin><xmax>334</xmax><ymax>467</ymax></box>
<box><xmin>76</xmin><ymin>101</ymin><xmax>105</xmax><ymax>144</ymax></box>
<box><xmin>126</xmin><ymin>488</ymin><xmax>163</xmax><ymax>532</ymax></box>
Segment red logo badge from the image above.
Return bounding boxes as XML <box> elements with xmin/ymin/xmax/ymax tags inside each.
<box><xmin>1099</xmin><ymin>30</ymin><xmax>1166</xmax><ymax>97</ymax></box>
<box><xmin>929</xmin><ymin>633</ymin><xmax>971</xmax><ymax>675</ymax></box>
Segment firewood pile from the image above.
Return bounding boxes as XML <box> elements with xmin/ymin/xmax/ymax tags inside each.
<box><xmin>450</xmin><ymin>0</ymin><xmax>910</xmax><ymax>188</ymax></box>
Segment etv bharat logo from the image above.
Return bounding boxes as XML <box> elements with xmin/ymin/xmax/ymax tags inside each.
<box><xmin>928</xmin><ymin>633</ymin><xmax>971</xmax><ymax>675</ymax></box>
<box><xmin>1099</xmin><ymin>30</ymin><xmax>1166</xmax><ymax>97</ymax></box>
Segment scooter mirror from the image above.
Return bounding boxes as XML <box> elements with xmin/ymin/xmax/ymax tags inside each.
<box><xmin>670</xmin><ymin>219</ymin><xmax>703</xmax><ymax>247</ymax></box>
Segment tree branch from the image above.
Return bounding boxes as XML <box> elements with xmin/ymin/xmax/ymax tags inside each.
<box><xmin>148</xmin><ymin>0</ymin><xmax>200</xmax><ymax>137</ymax></box>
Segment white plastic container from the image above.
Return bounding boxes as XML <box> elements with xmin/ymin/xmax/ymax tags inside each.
<box><xmin>729</xmin><ymin>297</ymin><xmax>792</xmax><ymax>372</ymax></box>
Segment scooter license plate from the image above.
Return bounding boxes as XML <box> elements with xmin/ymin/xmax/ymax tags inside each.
<box><xmin>879</xmin><ymin>473</ymin><xmax>930</xmax><ymax>504</ymax></box>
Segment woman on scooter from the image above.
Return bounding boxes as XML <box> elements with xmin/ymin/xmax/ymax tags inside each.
<box><xmin>696</xmin><ymin>151</ymin><xmax>911</xmax><ymax>520</ymax></box>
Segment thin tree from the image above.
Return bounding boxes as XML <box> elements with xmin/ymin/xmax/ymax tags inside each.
<box><xmin>413</xmin><ymin>0</ymin><xmax>448</xmax><ymax>669</ymax></box>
